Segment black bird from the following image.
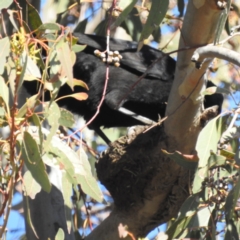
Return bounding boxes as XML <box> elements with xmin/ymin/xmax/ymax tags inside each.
<box><xmin>24</xmin><ymin>33</ymin><xmax>223</xmax><ymax>144</ymax></box>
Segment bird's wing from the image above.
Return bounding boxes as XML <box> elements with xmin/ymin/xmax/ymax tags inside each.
<box><xmin>73</xmin><ymin>33</ymin><xmax>175</xmax><ymax>81</ymax></box>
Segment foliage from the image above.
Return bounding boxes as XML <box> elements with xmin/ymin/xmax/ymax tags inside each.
<box><xmin>0</xmin><ymin>0</ymin><xmax>240</xmax><ymax>240</ymax></box>
<box><xmin>0</xmin><ymin>1</ymin><xmax>103</xmax><ymax>238</ymax></box>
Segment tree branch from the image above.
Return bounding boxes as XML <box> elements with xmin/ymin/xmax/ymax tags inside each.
<box><xmin>192</xmin><ymin>45</ymin><xmax>240</xmax><ymax>68</ymax></box>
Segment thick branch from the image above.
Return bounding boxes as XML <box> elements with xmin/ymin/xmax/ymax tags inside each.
<box><xmin>192</xmin><ymin>45</ymin><xmax>240</xmax><ymax>67</ymax></box>
<box><xmin>165</xmin><ymin>0</ymin><xmax>223</xmax><ymax>146</ymax></box>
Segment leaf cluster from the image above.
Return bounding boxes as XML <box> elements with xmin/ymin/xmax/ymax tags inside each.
<box><xmin>0</xmin><ymin>1</ymin><xmax>103</xmax><ymax>238</ymax></box>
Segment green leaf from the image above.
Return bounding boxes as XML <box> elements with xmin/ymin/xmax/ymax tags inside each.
<box><xmin>43</xmin><ymin>131</ymin><xmax>103</xmax><ymax>203</ymax></box>
<box><xmin>225</xmin><ymin>170</ymin><xmax>240</xmax><ymax>220</ymax></box>
<box><xmin>110</xmin><ymin>0</ymin><xmax>138</xmax><ymax>30</ymax></box>
<box><xmin>8</xmin><ymin>10</ymin><xmax>19</xmax><ymax>31</ymax></box>
<box><xmin>6</xmin><ymin>57</ymin><xmax>16</xmax><ymax>101</ymax></box>
<box><xmin>94</xmin><ymin>19</ymin><xmax>107</xmax><ymax>36</ymax></box>
<box><xmin>20</xmin><ymin>51</ymin><xmax>41</xmax><ymax>88</ymax></box>
<box><xmin>49</xmin><ymin>49</ymin><xmax>61</xmax><ymax>78</ymax></box>
<box><xmin>43</xmin><ymin>101</ymin><xmax>61</xmax><ymax>151</ymax></box>
<box><xmin>220</xmin><ymin>126</ymin><xmax>239</xmax><ymax>144</ymax></box>
<box><xmin>62</xmin><ymin>173</ymin><xmax>72</xmax><ymax>233</ymax></box>
<box><xmin>55</xmin><ymin>228</ymin><xmax>65</xmax><ymax>240</ymax></box>
<box><xmin>224</xmin><ymin>220</ymin><xmax>239</xmax><ymax>240</ymax></box>
<box><xmin>177</xmin><ymin>0</ymin><xmax>185</xmax><ymax>17</ymax></box>
<box><xmin>24</xmin><ymin>55</ymin><xmax>42</xmax><ymax>79</ymax></box>
<box><xmin>177</xmin><ymin>194</ymin><xmax>200</xmax><ymax>219</ymax></box>
<box><xmin>214</xmin><ymin>0</ymin><xmax>231</xmax><ymax>45</ymax></box>
<box><xmin>27</xmin><ymin>1</ymin><xmax>43</xmax><ymax>31</ymax></box>
<box><xmin>0</xmin><ymin>37</ymin><xmax>10</xmax><ymax>74</ymax></box>
<box><xmin>208</xmin><ymin>153</ymin><xmax>227</xmax><ymax>169</ymax></box>
<box><xmin>72</xmin><ymin>44</ymin><xmax>86</xmax><ymax>53</ymax></box>
<box><xmin>120</xmin><ymin>7</ymin><xmax>142</xmax><ymax>41</ymax></box>
<box><xmin>187</xmin><ymin>206</ymin><xmax>214</xmax><ymax>228</ymax></box>
<box><xmin>21</xmin><ymin>131</ymin><xmax>51</xmax><ymax>193</ymax></box>
<box><xmin>74</xmin><ymin>18</ymin><xmax>88</xmax><ymax>33</ymax></box>
<box><xmin>139</xmin><ymin>0</ymin><xmax>169</xmax><ymax>48</ymax></box>
<box><xmin>162</xmin><ymin>150</ymin><xmax>198</xmax><ymax>170</ymax></box>
<box><xmin>152</xmin><ymin>27</ymin><xmax>161</xmax><ymax>43</ymax></box>
<box><xmin>0</xmin><ymin>76</ymin><xmax>10</xmax><ymax>115</ymax></box>
<box><xmin>23</xmin><ymin>170</ymin><xmax>41</xmax><ymax>199</ymax></box>
<box><xmin>17</xmin><ymin>94</ymin><xmax>39</xmax><ymax>118</ymax></box>
<box><xmin>202</xmin><ymin>86</ymin><xmax>230</xmax><ymax>96</ymax></box>
<box><xmin>75</xmin><ymin>148</ymin><xmax>103</xmax><ymax>203</ymax></box>
<box><xmin>193</xmin><ymin>116</ymin><xmax>225</xmax><ymax>193</ymax></box>
<box><xmin>38</xmin><ymin>23</ymin><xmax>61</xmax><ymax>31</ymax></box>
<box><xmin>29</xmin><ymin>113</ymin><xmax>43</xmax><ymax>153</ymax></box>
<box><xmin>56</xmin><ymin>41</ymin><xmax>74</xmax><ymax>89</ymax></box>
<box><xmin>17</xmin><ymin>51</ymin><xmax>28</xmax><ymax>94</ymax></box>
<box><xmin>167</xmin><ymin>194</ymin><xmax>199</xmax><ymax>238</ymax></box>
<box><xmin>0</xmin><ymin>0</ymin><xmax>13</xmax><ymax>10</ymax></box>
<box><xmin>167</xmin><ymin>204</ymin><xmax>214</xmax><ymax>239</ymax></box>
<box><xmin>167</xmin><ymin>216</ymin><xmax>192</xmax><ymax>239</ymax></box>
<box><xmin>59</xmin><ymin>108</ymin><xmax>75</xmax><ymax>128</ymax></box>
<box><xmin>45</xmin><ymin>146</ymin><xmax>77</xmax><ymax>185</ymax></box>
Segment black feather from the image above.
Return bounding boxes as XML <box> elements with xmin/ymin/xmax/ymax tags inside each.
<box><xmin>23</xmin><ymin>33</ymin><xmax>223</xmax><ymax>143</ymax></box>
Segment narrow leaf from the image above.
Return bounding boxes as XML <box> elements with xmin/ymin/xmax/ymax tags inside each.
<box><xmin>162</xmin><ymin>150</ymin><xmax>198</xmax><ymax>170</ymax></box>
<box><xmin>59</xmin><ymin>108</ymin><xmax>75</xmax><ymax>128</ymax></box>
<box><xmin>55</xmin><ymin>228</ymin><xmax>65</xmax><ymax>240</ymax></box>
<box><xmin>0</xmin><ymin>37</ymin><xmax>10</xmax><ymax>74</ymax></box>
<box><xmin>27</xmin><ymin>1</ymin><xmax>43</xmax><ymax>31</ymax></box>
<box><xmin>38</xmin><ymin>23</ymin><xmax>61</xmax><ymax>31</ymax></box>
<box><xmin>72</xmin><ymin>78</ymin><xmax>88</xmax><ymax>89</ymax></box>
<box><xmin>62</xmin><ymin>173</ymin><xmax>72</xmax><ymax>233</ymax></box>
<box><xmin>0</xmin><ymin>76</ymin><xmax>10</xmax><ymax>115</ymax></box>
<box><xmin>214</xmin><ymin>0</ymin><xmax>231</xmax><ymax>45</ymax></box>
<box><xmin>56</xmin><ymin>41</ymin><xmax>74</xmax><ymax>90</ymax></box>
<box><xmin>193</xmin><ymin>116</ymin><xmax>224</xmax><ymax>193</ymax></box>
<box><xmin>43</xmin><ymin>101</ymin><xmax>61</xmax><ymax>150</ymax></box>
<box><xmin>0</xmin><ymin>0</ymin><xmax>13</xmax><ymax>10</ymax></box>
<box><xmin>17</xmin><ymin>94</ymin><xmax>39</xmax><ymax>118</ymax></box>
<box><xmin>65</xmin><ymin>92</ymin><xmax>88</xmax><ymax>101</ymax></box>
<box><xmin>110</xmin><ymin>0</ymin><xmax>138</xmax><ymax>30</ymax></box>
<box><xmin>21</xmin><ymin>131</ymin><xmax>51</xmax><ymax>193</ymax></box>
<box><xmin>23</xmin><ymin>170</ymin><xmax>41</xmax><ymax>199</ymax></box>
<box><xmin>75</xmin><ymin>148</ymin><xmax>103</xmax><ymax>202</ymax></box>
<box><xmin>72</xmin><ymin>44</ymin><xmax>87</xmax><ymax>53</ymax></box>
<box><xmin>139</xmin><ymin>0</ymin><xmax>169</xmax><ymax>48</ymax></box>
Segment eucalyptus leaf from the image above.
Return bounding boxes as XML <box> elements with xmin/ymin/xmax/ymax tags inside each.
<box><xmin>43</xmin><ymin>101</ymin><xmax>61</xmax><ymax>151</ymax></box>
<box><xmin>27</xmin><ymin>1</ymin><xmax>43</xmax><ymax>31</ymax></box>
<box><xmin>0</xmin><ymin>37</ymin><xmax>10</xmax><ymax>75</ymax></box>
<box><xmin>0</xmin><ymin>0</ymin><xmax>13</xmax><ymax>10</ymax></box>
<box><xmin>56</xmin><ymin>41</ymin><xmax>74</xmax><ymax>89</ymax></box>
<box><xmin>162</xmin><ymin>150</ymin><xmax>198</xmax><ymax>170</ymax></box>
<box><xmin>23</xmin><ymin>171</ymin><xmax>41</xmax><ymax>199</ymax></box>
<box><xmin>21</xmin><ymin>131</ymin><xmax>51</xmax><ymax>193</ymax></box>
<box><xmin>62</xmin><ymin>173</ymin><xmax>72</xmax><ymax>233</ymax></box>
<box><xmin>59</xmin><ymin>108</ymin><xmax>75</xmax><ymax>128</ymax></box>
<box><xmin>110</xmin><ymin>0</ymin><xmax>137</xmax><ymax>30</ymax></box>
<box><xmin>139</xmin><ymin>0</ymin><xmax>169</xmax><ymax>48</ymax></box>
<box><xmin>214</xmin><ymin>0</ymin><xmax>231</xmax><ymax>45</ymax></box>
<box><xmin>55</xmin><ymin>228</ymin><xmax>65</xmax><ymax>240</ymax></box>
<box><xmin>193</xmin><ymin>116</ymin><xmax>225</xmax><ymax>193</ymax></box>
<box><xmin>0</xmin><ymin>76</ymin><xmax>10</xmax><ymax>115</ymax></box>
<box><xmin>38</xmin><ymin>23</ymin><xmax>61</xmax><ymax>31</ymax></box>
<box><xmin>17</xmin><ymin>94</ymin><xmax>39</xmax><ymax>118</ymax></box>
